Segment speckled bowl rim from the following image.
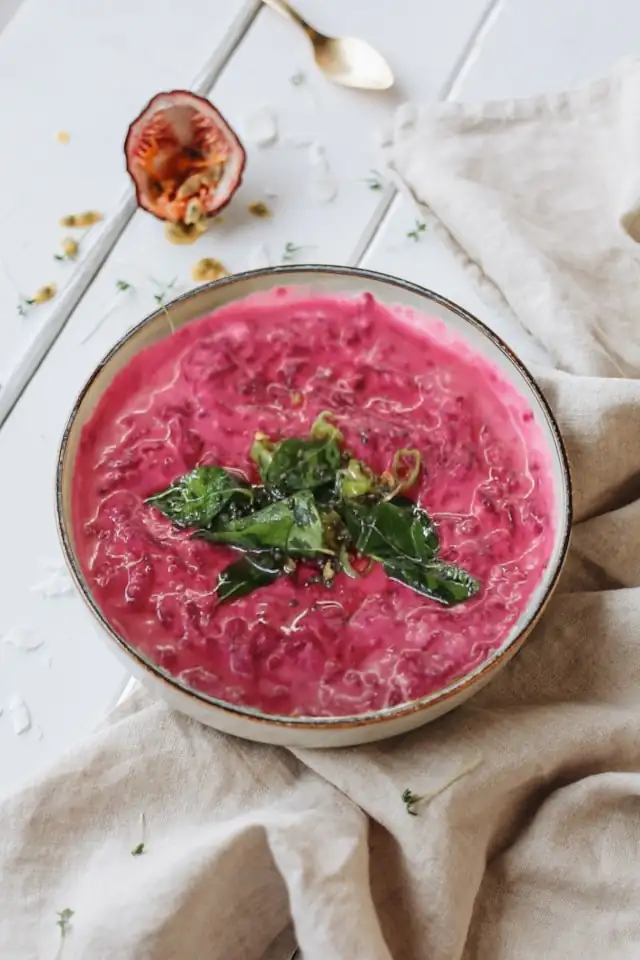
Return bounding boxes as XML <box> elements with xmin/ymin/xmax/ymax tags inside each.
<box><xmin>56</xmin><ymin>264</ymin><xmax>573</xmax><ymax>731</ymax></box>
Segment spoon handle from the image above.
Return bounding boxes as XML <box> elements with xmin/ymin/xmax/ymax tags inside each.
<box><xmin>261</xmin><ymin>0</ymin><xmax>316</xmax><ymax>37</ymax></box>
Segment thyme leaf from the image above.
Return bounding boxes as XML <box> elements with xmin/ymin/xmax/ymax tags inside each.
<box><xmin>407</xmin><ymin>220</ymin><xmax>427</xmax><ymax>241</ymax></box>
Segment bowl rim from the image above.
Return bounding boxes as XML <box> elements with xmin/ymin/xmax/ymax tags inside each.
<box><xmin>56</xmin><ymin>264</ymin><xmax>573</xmax><ymax>730</ymax></box>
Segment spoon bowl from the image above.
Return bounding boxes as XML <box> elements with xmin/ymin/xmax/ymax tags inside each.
<box><xmin>262</xmin><ymin>0</ymin><xmax>394</xmax><ymax>91</ymax></box>
<box><xmin>312</xmin><ymin>34</ymin><xmax>394</xmax><ymax>90</ymax></box>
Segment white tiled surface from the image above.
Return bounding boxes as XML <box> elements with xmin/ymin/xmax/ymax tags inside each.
<box><xmin>0</xmin><ymin>0</ymin><xmax>638</xmax><ymax>792</ymax></box>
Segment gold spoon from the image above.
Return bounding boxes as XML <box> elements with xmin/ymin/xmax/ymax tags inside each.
<box><xmin>262</xmin><ymin>0</ymin><xmax>394</xmax><ymax>90</ymax></box>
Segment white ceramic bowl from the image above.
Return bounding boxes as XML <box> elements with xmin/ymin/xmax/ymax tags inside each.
<box><xmin>56</xmin><ymin>266</ymin><xmax>572</xmax><ymax>747</ymax></box>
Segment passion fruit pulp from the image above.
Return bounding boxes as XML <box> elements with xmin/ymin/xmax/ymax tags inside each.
<box><xmin>125</xmin><ymin>90</ymin><xmax>246</xmax><ymax>224</ymax></box>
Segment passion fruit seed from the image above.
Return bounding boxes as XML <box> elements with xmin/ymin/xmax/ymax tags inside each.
<box><xmin>33</xmin><ymin>284</ymin><xmax>57</xmax><ymax>304</ymax></box>
<box><xmin>191</xmin><ymin>258</ymin><xmax>228</xmax><ymax>283</ymax></box>
<box><xmin>164</xmin><ymin>220</ymin><xmax>208</xmax><ymax>246</ymax></box>
<box><xmin>176</xmin><ymin>170</ymin><xmax>221</xmax><ymax>199</ymax></box>
<box><xmin>60</xmin><ymin>211</ymin><xmax>102</xmax><ymax>228</ymax></box>
<box><xmin>322</xmin><ymin>561</ymin><xmax>336</xmax><ymax>582</ymax></box>
<box><xmin>61</xmin><ymin>237</ymin><xmax>79</xmax><ymax>258</ymax></box>
<box><xmin>248</xmin><ymin>201</ymin><xmax>271</xmax><ymax>218</ymax></box>
<box><xmin>184</xmin><ymin>198</ymin><xmax>205</xmax><ymax>226</ymax></box>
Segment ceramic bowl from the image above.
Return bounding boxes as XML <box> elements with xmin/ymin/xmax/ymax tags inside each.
<box><xmin>56</xmin><ymin>266</ymin><xmax>572</xmax><ymax>748</ymax></box>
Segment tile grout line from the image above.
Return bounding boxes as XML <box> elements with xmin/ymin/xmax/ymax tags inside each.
<box><xmin>0</xmin><ymin>0</ymin><xmax>262</xmax><ymax>429</ymax></box>
<box><xmin>350</xmin><ymin>0</ymin><xmax>505</xmax><ymax>269</ymax></box>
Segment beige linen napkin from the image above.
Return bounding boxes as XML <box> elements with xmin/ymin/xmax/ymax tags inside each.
<box><xmin>3</xmin><ymin>62</ymin><xmax>640</xmax><ymax>960</ymax></box>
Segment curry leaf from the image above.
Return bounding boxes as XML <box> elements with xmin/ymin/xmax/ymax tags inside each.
<box><xmin>340</xmin><ymin>499</ymin><xmax>439</xmax><ymax>566</ymax></box>
<box><xmin>198</xmin><ymin>491</ymin><xmax>331</xmax><ymax>557</ymax></box>
<box><xmin>383</xmin><ymin>559</ymin><xmax>479</xmax><ymax>606</ymax></box>
<box><xmin>262</xmin><ymin>437</ymin><xmax>342</xmax><ymax>497</ymax></box>
<box><xmin>146</xmin><ymin>466</ymin><xmax>252</xmax><ymax>529</ymax></box>
<box><xmin>216</xmin><ymin>554</ymin><xmax>281</xmax><ymax>604</ymax></box>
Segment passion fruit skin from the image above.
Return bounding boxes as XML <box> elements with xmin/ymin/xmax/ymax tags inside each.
<box><xmin>124</xmin><ymin>90</ymin><xmax>246</xmax><ymax>223</ymax></box>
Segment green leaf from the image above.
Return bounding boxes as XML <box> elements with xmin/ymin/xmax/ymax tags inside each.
<box><xmin>146</xmin><ymin>467</ymin><xmax>252</xmax><ymax>529</ymax></box>
<box><xmin>216</xmin><ymin>554</ymin><xmax>281</xmax><ymax>604</ymax></box>
<box><xmin>384</xmin><ymin>559</ymin><xmax>479</xmax><ymax>606</ymax></box>
<box><xmin>199</xmin><ymin>491</ymin><xmax>330</xmax><ymax>557</ymax></box>
<box><xmin>263</xmin><ymin>437</ymin><xmax>341</xmax><ymax>497</ymax></box>
<box><xmin>56</xmin><ymin>908</ymin><xmax>75</xmax><ymax>936</ymax></box>
<box><xmin>340</xmin><ymin>499</ymin><xmax>439</xmax><ymax>566</ymax></box>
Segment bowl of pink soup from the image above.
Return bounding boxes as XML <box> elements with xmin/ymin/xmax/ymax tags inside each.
<box><xmin>57</xmin><ymin>266</ymin><xmax>571</xmax><ymax>747</ymax></box>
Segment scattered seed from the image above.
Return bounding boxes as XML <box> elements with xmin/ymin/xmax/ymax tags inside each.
<box><xmin>60</xmin><ymin>211</ymin><xmax>102</xmax><ymax>228</ymax></box>
<box><xmin>191</xmin><ymin>258</ymin><xmax>228</xmax><ymax>283</ymax></box>
<box><xmin>248</xmin><ymin>201</ymin><xmax>271</xmax><ymax>219</ymax></box>
<box><xmin>184</xmin><ymin>198</ymin><xmax>205</xmax><ymax>226</ymax></box>
<box><xmin>322</xmin><ymin>561</ymin><xmax>335</xmax><ymax>582</ymax></box>
<box><xmin>54</xmin><ymin>236</ymin><xmax>79</xmax><ymax>262</ymax></box>
<box><xmin>56</xmin><ymin>131</ymin><xmax>71</xmax><ymax>144</ymax></box>
<box><xmin>164</xmin><ymin>220</ymin><xmax>208</xmax><ymax>245</ymax></box>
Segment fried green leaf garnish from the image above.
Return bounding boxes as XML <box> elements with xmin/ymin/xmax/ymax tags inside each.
<box><xmin>149</xmin><ymin>415</ymin><xmax>480</xmax><ymax>607</ymax></box>
<box><xmin>216</xmin><ymin>554</ymin><xmax>282</xmax><ymax>604</ymax></box>
<box><xmin>261</xmin><ymin>436</ymin><xmax>342</xmax><ymax>497</ymax></box>
<box><xmin>198</xmin><ymin>491</ymin><xmax>330</xmax><ymax>557</ymax></box>
<box><xmin>146</xmin><ymin>466</ymin><xmax>252</xmax><ymax>529</ymax></box>
<box><xmin>384</xmin><ymin>558</ymin><xmax>479</xmax><ymax>606</ymax></box>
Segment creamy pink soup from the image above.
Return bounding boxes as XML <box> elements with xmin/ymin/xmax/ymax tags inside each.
<box><xmin>73</xmin><ymin>291</ymin><xmax>555</xmax><ymax>717</ymax></box>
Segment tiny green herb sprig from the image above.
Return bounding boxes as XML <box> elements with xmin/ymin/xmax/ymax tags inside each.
<box><xmin>281</xmin><ymin>242</ymin><xmax>302</xmax><ymax>264</ymax></box>
<box><xmin>151</xmin><ymin>276</ymin><xmax>177</xmax><ymax>332</ymax></box>
<box><xmin>145</xmin><ymin>413</ymin><xmax>480</xmax><ymax>609</ymax></box>
<box><xmin>363</xmin><ymin>169</ymin><xmax>384</xmax><ymax>191</ymax></box>
<box><xmin>401</xmin><ymin>757</ymin><xmax>484</xmax><ymax>816</ymax></box>
<box><xmin>407</xmin><ymin>220</ymin><xmax>427</xmax><ymax>241</ymax></box>
<box><xmin>17</xmin><ymin>297</ymin><xmax>36</xmax><ymax>317</ymax></box>
<box><xmin>80</xmin><ymin>279</ymin><xmax>135</xmax><ymax>345</ymax></box>
<box><xmin>152</xmin><ymin>276</ymin><xmax>177</xmax><ymax>309</ymax></box>
<box><xmin>401</xmin><ymin>789</ymin><xmax>421</xmax><ymax>815</ymax></box>
<box><xmin>56</xmin><ymin>908</ymin><xmax>74</xmax><ymax>937</ymax></box>
<box><xmin>131</xmin><ymin>812</ymin><xmax>147</xmax><ymax>856</ymax></box>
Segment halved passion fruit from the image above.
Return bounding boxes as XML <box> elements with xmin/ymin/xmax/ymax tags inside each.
<box><xmin>124</xmin><ymin>90</ymin><xmax>246</xmax><ymax>224</ymax></box>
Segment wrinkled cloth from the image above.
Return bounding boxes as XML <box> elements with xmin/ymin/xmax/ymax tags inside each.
<box><xmin>3</xmin><ymin>60</ymin><xmax>640</xmax><ymax>960</ymax></box>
